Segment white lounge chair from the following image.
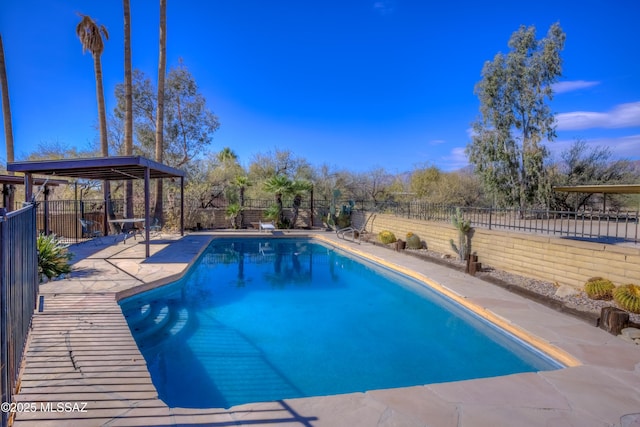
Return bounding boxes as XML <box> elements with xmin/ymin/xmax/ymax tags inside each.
<box><xmin>259</xmin><ymin>221</ymin><xmax>276</xmax><ymax>232</ymax></box>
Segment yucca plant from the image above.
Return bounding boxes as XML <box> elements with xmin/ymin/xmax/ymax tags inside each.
<box><xmin>37</xmin><ymin>233</ymin><xmax>72</xmax><ymax>281</ymax></box>
<box><xmin>584</xmin><ymin>277</ymin><xmax>615</xmax><ymax>300</ymax></box>
<box><xmin>613</xmin><ymin>284</ymin><xmax>640</xmax><ymax>314</ymax></box>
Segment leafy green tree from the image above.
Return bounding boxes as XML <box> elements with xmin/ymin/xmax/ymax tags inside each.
<box><xmin>466</xmin><ymin>23</ymin><xmax>565</xmax><ymax>210</ymax></box>
<box><xmin>410</xmin><ymin>166</ymin><xmax>442</xmax><ymax>199</ymax></box>
<box><xmin>111</xmin><ymin>64</ymin><xmax>220</xmax><ymax>168</ymax></box>
<box><xmin>249</xmin><ymin>149</ymin><xmax>312</xmax><ymax>185</ymax></box>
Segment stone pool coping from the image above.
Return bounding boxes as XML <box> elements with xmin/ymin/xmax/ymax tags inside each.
<box><xmin>11</xmin><ymin>231</ymin><xmax>640</xmax><ymax>426</ymax></box>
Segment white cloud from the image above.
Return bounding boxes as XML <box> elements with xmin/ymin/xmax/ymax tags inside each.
<box><xmin>555</xmin><ymin>102</ymin><xmax>640</xmax><ymax>131</ymax></box>
<box><xmin>440</xmin><ymin>147</ymin><xmax>469</xmax><ymax>171</ymax></box>
<box><xmin>552</xmin><ymin>80</ymin><xmax>600</xmax><ymax>94</ymax></box>
<box><xmin>548</xmin><ymin>134</ymin><xmax>640</xmax><ymax>161</ymax></box>
<box><xmin>373</xmin><ymin>1</ymin><xmax>395</xmax><ymax>15</ymax></box>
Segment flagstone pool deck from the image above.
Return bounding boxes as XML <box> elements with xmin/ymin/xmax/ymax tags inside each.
<box><xmin>11</xmin><ymin>231</ymin><xmax>640</xmax><ymax>427</ymax></box>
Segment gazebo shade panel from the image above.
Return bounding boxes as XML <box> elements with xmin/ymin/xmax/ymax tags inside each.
<box><xmin>553</xmin><ymin>184</ymin><xmax>640</xmax><ymax>194</ymax></box>
<box><xmin>6</xmin><ymin>156</ymin><xmax>184</xmax><ymax>181</ymax></box>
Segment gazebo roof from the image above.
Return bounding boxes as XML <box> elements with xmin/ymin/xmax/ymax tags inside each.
<box><xmin>7</xmin><ymin>156</ymin><xmax>185</xmax><ymax>181</ymax></box>
<box><xmin>7</xmin><ymin>156</ymin><xmax>185</xmax><ymax>258</ymax></box>
<box><xmin>0</xmin><ymin>174</ymin><xmax>68</xmax><ymax>186</ymax></box>
<box><xmin>552</xmin><ymin>184</ymin><xmax>640</xmax><ymax>194</ymax></box>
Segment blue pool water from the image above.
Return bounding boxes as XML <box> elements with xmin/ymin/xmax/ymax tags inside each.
<box><xmin>120</xmin><ymin>238</ymin><xmax>561</xmax><ymax>409</ymax></box>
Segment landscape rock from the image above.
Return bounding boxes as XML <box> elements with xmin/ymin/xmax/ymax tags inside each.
<box><xmin>621</xmin><ymin>327</ymin><xmax>640</xmax><ymax>340</ymax></box>
<box><xmin>555</xmin><ymin>285</ymin><xmax>579</xmax><ymax>298</ymax></box>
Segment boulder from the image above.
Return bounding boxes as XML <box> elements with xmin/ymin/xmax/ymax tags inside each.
<box><xmin>555</xmin><ymin>285</ymin><xmax>579</xmax><ymax>298</ymax></box>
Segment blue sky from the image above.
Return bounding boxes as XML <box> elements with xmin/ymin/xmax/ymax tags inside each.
<box><xmin>1</xmin><ymin>0</ymin><xmax>639</xmax><ymax>173</ymax></box>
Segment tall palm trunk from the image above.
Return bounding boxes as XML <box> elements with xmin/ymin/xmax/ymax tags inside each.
<box><xmin>94</xmin><ymin>50</ymin><xmax>111</xmax><ymax>220</ymax></box>
<box><xmin>123</xmin><ymin>0</ymin><xmax>134</xmax><ymax>219</ymax></box>
<box><xmin>94</xmin><ymin>55</ymin><xmax>108</xmax><ymax>158</ymax></box>
<box><xmin>153</xmin><ymin>0</ymin><xmax>167</xmax><ymax>223</ymax></box>
<box><xmin>0</xmin><ymin>34</ymin><xmax>15</xmax><ymax>210</ymax></box>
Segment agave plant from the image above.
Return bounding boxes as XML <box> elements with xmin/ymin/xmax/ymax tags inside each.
<box><xmin>37</xmin><ymin>233</ymin><xmax>72</xmax><ymax>281</ymax></box>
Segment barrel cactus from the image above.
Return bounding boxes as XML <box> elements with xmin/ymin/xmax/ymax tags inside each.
<box><xmin>405</xmin><ymin>232</ymin><xmax>422</xmax><ymax>249</ymax></box>
<box><xmin>613</xmin><ymin>284</ymin><xmax>640</xmax><ymax>314</ymax></box>
<box><xmin>378</xmin><ymin>230</ymin><xmax>397</xmax><ymax>245</ymax></box>
<box><xmin>584</xmin><ymin>277</ymin><xmax>615</xmax><ymax>300</ymax></box>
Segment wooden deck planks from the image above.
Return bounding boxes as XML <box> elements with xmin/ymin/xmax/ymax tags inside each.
<box><xmin>12</xmin><ymin>292</ymin><xmax>168</xmax><ymax>426</ymax></box>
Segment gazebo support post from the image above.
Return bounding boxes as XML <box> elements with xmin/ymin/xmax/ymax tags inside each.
<box><xmin>144</xmin><ymin>166</ymin><xmax>150</xmax><ymax>258</ymax></box>
<box><xmin>43</xmin><ymin>186</ymin><xmax>50</xmax><ymax>235</ymax></box>
<box><xmin>180</xmin><ymin>176</ymin><xmax>184</xmax><ymax>236</ymax></box>
<box><xmin>24</xmin><ymin>173</ymin><xmax>33</xmax><ymax>203</ymax></box>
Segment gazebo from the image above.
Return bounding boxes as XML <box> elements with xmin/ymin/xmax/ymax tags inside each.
<box><xmin>7</xmin><ymin>156</ymin><xmax>185</xmax><ymax>258</ymax></box>
<box><xmin>553</xmin><ymin>184</ymin><xmax>640</xmax><ymax>211</ymax></box>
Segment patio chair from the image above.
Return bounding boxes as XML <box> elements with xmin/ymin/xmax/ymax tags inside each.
<box><xmin>79</xmin><ymin>218</ymin><xmax>103</xmax><ymax>244</ymax></box>
<box><xmin>336</xmin><ymin>213</ymin><xmax>376</xmax><ymax>244</ymax></box>
<box><xmin>259</xmin><ymin>221</ymin><xmax>276</xmax><ymax>232</ymax></box>
<box><xmin>147</xmin><ymin>217</ymin><xmax>162</xmax><ymax>237</ymax></box>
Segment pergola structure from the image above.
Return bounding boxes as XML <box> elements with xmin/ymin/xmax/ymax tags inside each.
<box><xmin>7</xmin><ymin>156</ymin><xmax>185</xmax><ymax>258</ymax></box>
<box><xmin>553</xmin><ymin>184</ymin><xmax>640</xmax><ymax>211</ymax></box>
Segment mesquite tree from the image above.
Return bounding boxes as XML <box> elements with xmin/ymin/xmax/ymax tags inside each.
<box><xmin>466</xmin><ymin>23</ymin><xmax>566</xmax><ymax>210</ymax></box>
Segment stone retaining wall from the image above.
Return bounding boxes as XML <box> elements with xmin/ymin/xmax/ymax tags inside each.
<box><xmin>356</xmin><ymin>212</ymin><xmax>640</xmax><ymax>290</ymax></box>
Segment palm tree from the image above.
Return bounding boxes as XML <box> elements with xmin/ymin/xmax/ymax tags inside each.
<box><xmin>234</xmin><ymin>175</ymin><xmax>250</xmax><ymax>227</ymax></box>
<box><xmin>154</xmin><ymin>0</ymin><xmax>167</xmax><ymax>224</ymax></box>
<box><xmin>123</xmin><ymin>0</ymin><xmax>134</xmax><ymax>220</ymax></box>
<box><xmin>217</xmin><ymin>147</ymin><xmax>238</xmax><ymax>164</ymax></box>
<box><xmin>290</xmin><ymin>180</ymin><xmax>312</xmax><ymax>228</ymax></box>
<box><xmin>75</xmin><ymin>14</ymin><xmax>109</xmax><ymax>158</ymax></box>
<box><xmin>76</xmin><ymin>14</ymin><xmax>110</xmax><ymax>229</ymax></box>
<box><xmin>264</xmin><ymin>174</ymin><xmax>292</xmax><ymax>227</ymax></box>
<box><xmin>0</xmin><ymin>33</ymin><xmax>15</xmax><ymax>210</ymax></box>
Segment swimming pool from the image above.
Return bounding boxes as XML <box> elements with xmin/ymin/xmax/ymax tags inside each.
<box><xmin>120</xmin><ymin>237</ymin><xmax>561</xmax><ymax>409</ymax></box>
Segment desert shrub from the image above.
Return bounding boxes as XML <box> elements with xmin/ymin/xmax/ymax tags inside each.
<box><xmin>584</xmin><ymin>277</ymin><xmax>615</xmax><ymax>300</ymax></box>
<box><xmin>406</xmin><ymin>232</ymin><xmax>422</xmax><ymax>249</ymax></box>
<box><xmin>613</xmin><ymin>284</ymin><xmax>640</xmax><ymax>314</ymax></box>
<box><xmin>378</xmin><ymin>230</ymin><xmax>397</xmax><ymax>244</ymax></box>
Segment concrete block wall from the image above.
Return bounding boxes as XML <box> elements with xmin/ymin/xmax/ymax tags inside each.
<box><xmin>363</xmin><ymin>212</ymin><xmax>640</xmax><ymax>289</ymax></box>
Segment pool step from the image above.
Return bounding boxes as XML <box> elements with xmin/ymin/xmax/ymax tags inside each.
<box><xmin>128</xmin><ymin>301</ymin><xmax>191</xmax><ymax>350</ymax></box>
<box><xmin>122</xmin><ymin>302</ymin><xmax>152</xmax><ymax>324</ymax></box>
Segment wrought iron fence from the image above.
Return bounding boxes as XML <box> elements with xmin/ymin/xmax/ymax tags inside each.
<box><xmin>19</xmin><ymin>196</ymin><xmax>640</xmax><ymax>244</ymax></box>
<box><xmin>1</xmin><ymin>204</ymin><xmax>38</xmax><ymax>427</ymax></box>
<box><xmin>382</xmin><ymin>201</ymin><xmax>639</xmax><ymax>244</ymax></box>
